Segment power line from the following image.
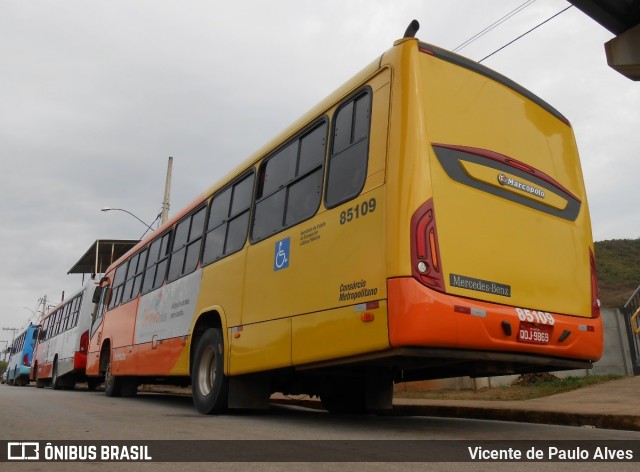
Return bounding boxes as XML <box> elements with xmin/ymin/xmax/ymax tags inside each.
<box><xmin>478</xmin><ymin>5</ymin><xmax>574</xmax><ymax>63</ymax></box>
<box><xmin>453</xmin><ymin>0</ymin><xmax>537</xmax><ymax>52</ymax></box>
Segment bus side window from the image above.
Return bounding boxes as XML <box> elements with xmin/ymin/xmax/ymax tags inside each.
<box><xmin>168</xmin><ymin>206</ymin><xmax>207</xmax><ymax>282</ymax></box>
<box><xmin>108</xmin><ymin>262</ymin><xmax>129</xmax><ymax>310</ymax></box>
<box><xmin>50</xmin><ymin>310</ymin><xmax>60</xmax><ymax>338</ymax></box>
<box><xmin>60</xmin><ymin>303</ymin><xmax>71</xmax><ymax>333</ymax></box>
<box><xmin>325</xmin><ymin>89</ymin><xmax>372</xmax><ymax>208</ymax></box>
<box><xmin>122</xmin><ymin>248</ymin><xmax>148</xmax><ymax>304</ymax></box>
<box><xmin>203</xmin><ymin>172</ymin><xmax>255</xmax><ymax>265</ymax></box>
<box><xmin>69</xmin><ymin>295</ymin><xmax>82</xmax><ymax>329</ymax></box>
<box><xmin>91</xmin><ymin>284</ymin><xmax>110</xmax><ymax>335</ymax></box>
<box><xmin>141</xmin><ymin>231</ymin><xmax>172</xmax><ymax>294</ymax></box>
<box><xmin>252</xmin><ymin>120</ymin><xmax>327</xmax><ymax>242</ymax></box>
<box><xmin>39</xmin><ymin>317</ymin><xmax>49</xmax><ymax>342</ymax></box>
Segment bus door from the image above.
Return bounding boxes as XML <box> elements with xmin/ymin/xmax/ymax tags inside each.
<box><xmin>87</xmin><ymin>280</ymin><xmax>109</xmax><ymax>375</ymax></box>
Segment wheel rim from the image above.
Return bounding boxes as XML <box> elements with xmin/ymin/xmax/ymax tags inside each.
<box><xmin>197</xmin><ymin>345</ymin><xmax>217</xmax><ymax>396</ymax></box>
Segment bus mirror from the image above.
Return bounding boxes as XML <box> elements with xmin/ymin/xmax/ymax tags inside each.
<box><xmin>92</xmin><ymin>286</ymin><xmax>103</xmax><ymax>304</ymax></box>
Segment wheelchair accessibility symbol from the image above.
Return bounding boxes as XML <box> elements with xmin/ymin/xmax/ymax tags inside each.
<box><xmin>274</xmin><ymin>237</ymin><xmax>290</xmax><ymax>271</ymax></box>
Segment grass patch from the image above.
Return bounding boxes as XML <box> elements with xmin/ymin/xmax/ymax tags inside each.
<box><xmin>395</xmin><ymin>374</ymin><xmax>622</xmax><ymax>402</ymax></box>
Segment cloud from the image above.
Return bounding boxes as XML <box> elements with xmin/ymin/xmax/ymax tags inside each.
<box><xmin>1</xmin><ymin>0</ymin><xmax>637</xmax><ymax>340</ymax></box>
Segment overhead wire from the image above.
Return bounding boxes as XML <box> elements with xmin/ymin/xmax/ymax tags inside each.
<box><xmin>453</xmin><ymin>0</ymin><xmax>537</xmax><ymax>52</ymax></box>
<box><xmin>478</xmin><ymin>4</ymin><xmax>574</xmax><ymax>63</ymax></box>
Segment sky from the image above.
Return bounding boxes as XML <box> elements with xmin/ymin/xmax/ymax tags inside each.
<box><xmin>1</xmin><ymin>0</ymin><xmax>639</xmax><ymax>344</ymax></box>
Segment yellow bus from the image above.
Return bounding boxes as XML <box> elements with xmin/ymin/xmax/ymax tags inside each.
<box><xmin>87</xmin><ymin>23</ymin><xmax>603</xmax><ymax>414</ymax></box>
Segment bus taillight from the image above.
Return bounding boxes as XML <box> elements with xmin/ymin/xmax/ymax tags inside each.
<box><xmin>590</xmin><ymin>249</ymin><xmax>601</xmax><ymax>318</ymax></box>
<box><xmin>79</xmin><ymin>330</ymin><xmax>89</xmax><ymax>354</ymax></box>
<box><xmin>411</xmin><ymin>199</ymin><xmax>445</xmax><ymax>291</ymax></box>
<box><xmin>23</xmin><ymin>354</ymin><xmax>29</xmax><ymax>367</ymax></box>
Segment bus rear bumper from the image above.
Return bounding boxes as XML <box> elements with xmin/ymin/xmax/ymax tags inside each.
<box><xmin>387</xmin><ymin>277</ymin><xmax>603</xmax><ymax>365</ymax></box>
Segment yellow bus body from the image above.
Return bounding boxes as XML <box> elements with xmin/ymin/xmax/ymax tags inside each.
<box><xmin>86</xmin><ymin>34</ymin><xmax>602</xmax><ymax>413</ymax></box>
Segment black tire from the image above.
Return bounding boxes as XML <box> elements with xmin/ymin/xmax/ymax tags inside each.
<box><xmin>51</xmin><ymin>360</ymin><xmax>61</xmax><ymax>390</ymax></box>
<box><xmin>104</xmin><ymin>360</ymin><xmax>122</xmax><ymax>397</ymax></box>
<box><xmin>191</xmin><ymin>328</ymin><xmax>228</xmax><ymax>414</ymax></box>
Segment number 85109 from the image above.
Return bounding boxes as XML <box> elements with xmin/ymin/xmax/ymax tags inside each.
<box><xmin>339</xmin><ymin>198</ymin><xmax>377</xmax><ymax>225</ymax></box>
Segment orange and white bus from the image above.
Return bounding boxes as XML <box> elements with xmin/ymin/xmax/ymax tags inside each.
<box><xmin>32</xmin><ymin>283</ymin><xmax>97</xmax><ymax>390</ymax></box>
<box><xmin>87</xmin><ymin>23</ymin><xmax>603</xmax><ymax>414</ymax></box>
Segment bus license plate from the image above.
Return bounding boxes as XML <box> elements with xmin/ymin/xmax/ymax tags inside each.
<box><xmin>517</xmin><ymin>322</ymin><xmax>551</xmax><ymax>345</ymax></box>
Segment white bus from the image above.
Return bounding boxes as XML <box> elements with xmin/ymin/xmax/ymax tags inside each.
<box><xmin>32</xmin><ymin>282</ymin><xmax>99</xmax><ymax>390</ymax></box>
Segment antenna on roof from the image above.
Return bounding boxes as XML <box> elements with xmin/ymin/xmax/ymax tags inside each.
<box><xmin>403</xmin><ymin>19</ymin><xmax>420</xmax><ymax>38</ymax></box>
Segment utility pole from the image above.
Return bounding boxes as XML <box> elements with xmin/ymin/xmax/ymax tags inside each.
<box><xmin>161</xmin><ymin>156</ymin><xmax>173</xmax><ymax>224</ymax></box>
<box><xmin>0</xmin><ymin>340</ymin><xmax>7</xmax><ymax>362</ymax></box>
<box><xmin>2</xmin><ymin>327</ymin><xmax>19</xmax><ymax>357</ymax></box>
<box><xmin>41</xmin><ymin>294</ymin><xmax>48</xmax><ymax>320</ymax></box>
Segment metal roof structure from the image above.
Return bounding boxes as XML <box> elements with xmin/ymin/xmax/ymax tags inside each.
<box><xmin>569</xmin><ymin>0</ymin><xmax>640</xmax><ymax>80</ymax></box>
<box><xmin>67</xmin><ymin>239</ymin><xmax>138</xmax><ymax>276</ymax></box>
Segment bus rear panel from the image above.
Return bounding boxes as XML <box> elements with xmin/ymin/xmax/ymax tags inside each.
<box><xmin>386</xmin><ymin>40</ymin><xmax>602</xmax><ymax>380</ymax></box>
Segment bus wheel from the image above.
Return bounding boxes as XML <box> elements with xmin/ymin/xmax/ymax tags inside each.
<box><xmin>51</xmin><ymin>360</ymin><xmax>62</xmax><ymax>390</ymax></box>
<box><xmin>192</xmin><ymin>328</ymin><xmax>228</xmax><ymax>414</ymax></box>
<box><xmin>104</xmin><ymin>360</ymin><xmax>122</xmax><ymax>397</ymax></box>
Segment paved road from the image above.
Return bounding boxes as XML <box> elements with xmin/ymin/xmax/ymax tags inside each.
<box><xmin>1</xmin><ymin>384</ymin><xmax>639</xmax><ymax>471</ymax></box>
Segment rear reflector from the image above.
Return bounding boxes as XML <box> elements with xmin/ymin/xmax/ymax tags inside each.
<box><xmin>79</xmin><ymin>330</ymin><xmax>89</xmax><ymax>354</ymax></box>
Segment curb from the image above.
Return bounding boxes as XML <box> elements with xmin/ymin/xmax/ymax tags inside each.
<box><xmin>270</xmin><ymin>398</ymin><xmax>640</xmax><ymax>432</ymax></box>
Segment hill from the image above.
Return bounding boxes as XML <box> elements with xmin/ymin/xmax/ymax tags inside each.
<box><xmin>595</xmin><ymin>238</ymin><xmax>640</xmax><ymax>308</ymax></box>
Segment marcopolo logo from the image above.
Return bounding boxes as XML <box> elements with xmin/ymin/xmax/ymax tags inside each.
<box><xmin>497</xmin><ymin>173</ymin><xmax>545</xmax><ymax>199</ymax></box>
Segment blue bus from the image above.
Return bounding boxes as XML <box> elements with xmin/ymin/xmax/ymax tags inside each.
<box><xmin>6</xmin><ymin>323</ymin><xmax>40</xmax><ymax>386</ymax></box>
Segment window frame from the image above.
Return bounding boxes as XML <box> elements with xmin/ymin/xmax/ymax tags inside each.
<box><xmin>167</xmin><ymin>204</ymin><xmax>208</xmax><ymax>283</ymax></box>
<box><xmin>121</xmin><ymin>248</ymin><xmax>149</xmax><ymax>304</ymax></box>
<box><xmin>68</xmin><ymin>294</ymin><xmax>83</xmax><ymax>330</ymax></box>
<box><xmin>107</xmin><ymin>261</ymin><xmax>130</xmax><ymax>311</ymax></box>
<box><xmin>324</xmin><ymin>87</ymin><xmax>373</xmax><ymax>209</ymax></box>
<box><xmin>251</xmin><ymin>117</ymin><xmax>329</xmax><ymax>243</ymax></box>
<box><xmin>202</xmin><ymin>170</ymin><xmax>255</xmax><ymax>267</ymax></box>
<box><xmin>141</xmin><ymin>230</ymin><xmax>173</xmax><ymax>296</ymax></box>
